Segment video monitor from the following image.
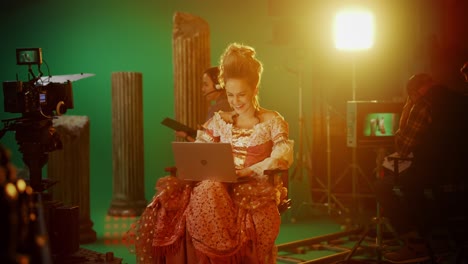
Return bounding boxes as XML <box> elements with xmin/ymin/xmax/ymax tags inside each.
<box><xmin>362</xmin><ymin>112</ymin><xmax>399</xmax><ymax>137</ymax></box>
<box><xmin>16</xmin><ymin>48</ymin><xmax>42</xmax><ymax>65</ymax></box>
<box><xmin>347</xmin><ymin>101</ymin><xmax>404</xmax><ymax>148</ymax></box>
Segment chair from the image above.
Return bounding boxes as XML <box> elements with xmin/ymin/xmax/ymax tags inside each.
<box><xmin>383</xmin><ymin>155</ymin><xmax>468</xmax><ymax>263</ymax></box>
<box><xmin>264</xmin><ymin>169</ymin><xmax>292</xmax><ymax>213</ymax></box>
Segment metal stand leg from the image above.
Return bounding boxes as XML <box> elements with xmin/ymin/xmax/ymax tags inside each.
<box><xmin>288</xmin><ymin>62</ymin><xmax>315</xmax><ymax>222</ymax></box>
<box><xmin>339</xmin><ymin>201</ymin><xmax>402</xmax><ymax>263</ymax></box>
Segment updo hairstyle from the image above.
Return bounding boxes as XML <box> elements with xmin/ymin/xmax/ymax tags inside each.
<box><xmin>218</xmin><ymin>43</ymin><xmax>263</xmax><ymax>110</ymax></box>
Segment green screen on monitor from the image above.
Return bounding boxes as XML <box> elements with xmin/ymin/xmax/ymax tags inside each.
<box><xmin>362</xmin><ymin>113</ymin><xmax>400</xmax><ymax>137</ymax></box>
<box><xmin>16</xmin><ymin>48</ymin><xmax>42</xmax><ymax>65</ymax></box>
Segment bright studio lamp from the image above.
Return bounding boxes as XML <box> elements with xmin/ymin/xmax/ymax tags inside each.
<box><xmin>334</xmin><ymin>8</ymin><xmax>374</xmax><ymax>51</ymax></box>
<box><xmin>331</xmin><ymin>7</ymin><xmax>375</xmax><ymax>214</ymax></box>
<box><xmin>334</xmin><ymin>7</ymin><xmax>374</xmax><ymax>100</ymax></box>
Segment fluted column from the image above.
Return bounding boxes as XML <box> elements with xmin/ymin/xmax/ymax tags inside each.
<box><xmin>108</xmin><ymin>72</ymin><xmax>147</xmax><ymax>216</ymax></box>
<box><xmin>47</xmin><ymin>115</ymin><xmax>96</xmax><ymax>244</ymax></box>
<box><xmin>173</xmin><ymin>12</ymin><xmax>211</xmax><ymax>129</ymax></box>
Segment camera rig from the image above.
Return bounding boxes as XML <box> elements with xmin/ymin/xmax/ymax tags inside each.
<box><xmin>4</xmin><ymin>48</ymin><xmax>74</xmax><ymax>117</ymax></box>
<box><xmin>1</xmin><ymin>48</ymin><xmax>99</xmax><ymax>262</ymax></box>
<box><xmin>1</xmin><ymin>48</ymin><xmax>94</xmax><ymax>191</ymax></box>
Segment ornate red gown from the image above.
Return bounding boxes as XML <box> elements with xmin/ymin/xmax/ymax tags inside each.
<box><xmin>127</xmin><ymin>111</ymin><xmax>294</xmax><ymax>264</ymax></box>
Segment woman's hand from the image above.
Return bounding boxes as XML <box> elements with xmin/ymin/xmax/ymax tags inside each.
<box><xmin>236</xmin><ymin>167</ymin><xmax>254</xmax><ymax>178</ymax></box>
<box><xmin>175</xmin><ymin>131</ymin><xmax>195</xmax><ymax>142</ymax></box>
<box><xmin>175</xmin><ymin>130</ymin><xmax>188</xmax><ymax>138</ymax></box>
<box><xmin>276</xmin><ymin>159</ymin><xmax>289</xmax><ymax>170</ymax></box>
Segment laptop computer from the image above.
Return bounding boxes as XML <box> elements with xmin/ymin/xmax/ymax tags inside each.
<box><xmin>171</xmin><ymin>142</ymin><xmax>240</xmax><ymax>182</ymax></box>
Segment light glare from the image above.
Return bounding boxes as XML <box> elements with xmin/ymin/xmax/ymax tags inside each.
<box><xmin>334</xmin><ymin>8</ymin><xmax>374</xmax><ymax>50</ymax></box>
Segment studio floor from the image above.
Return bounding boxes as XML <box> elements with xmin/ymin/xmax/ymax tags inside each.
<box><xmin>48</xmin><ymin>191</ymin><xmax>468</xmax><ymax>264</ymax></box>
<box><xmin>78</xmin><ymin>203</ymin><xmax>373</xmax><ymax>264</ymax></box>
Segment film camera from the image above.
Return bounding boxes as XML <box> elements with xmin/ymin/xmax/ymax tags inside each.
<box><xmin>1</xmin><ymin>49</ymin><xmax>95</xmax><ymax>262</ymax></box>
<box><xmin>3</xmin><ymin>48</ymin><xmax>73</xmax><ymax>116</ymax></box>
<box><xmin>1</xmin><ymin>48</ymin><xmax>93</xmax><ymax>191</ymax></box>
<box><xmin>2</xmin><ymin>48</ymin><xmax>72</xmax><ymax>192</ymax></box>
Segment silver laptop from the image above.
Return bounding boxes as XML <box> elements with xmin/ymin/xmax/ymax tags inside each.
<box><xmin>171</xmin><ymin>142</ymin><xmax>239</xmax><ymax>182</ymax></box>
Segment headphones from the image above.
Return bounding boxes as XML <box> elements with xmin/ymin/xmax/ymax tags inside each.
<box><xmin>407</xmin><ymin>73</ymin><xmax>433</xmax><ymax>96</ymax></box>
<box><xmin>461</xmin><ymin>62</ymin><xmax>468</xmax><ymax>73</ymax></box>
<box><xmin>461</xmin><ymin>62</ymin><xmax>468</xmax><ymax>79</ymax></box>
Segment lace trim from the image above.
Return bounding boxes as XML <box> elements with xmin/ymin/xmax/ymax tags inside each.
<box><xmin>205</xmin><ymin>112</ymin><xmax>289</xmax><ymax>147</ymax></box>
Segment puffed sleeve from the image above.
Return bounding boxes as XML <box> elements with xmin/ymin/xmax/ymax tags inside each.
<box><xmin>249</xmin><ymin>115</ymin><xmax>294</xmax><ymax>177</ymax></box>
<box><xmin>194</xmin><ymin>112</ymin><xmax>223</xmax><ymax>143</ymax></box>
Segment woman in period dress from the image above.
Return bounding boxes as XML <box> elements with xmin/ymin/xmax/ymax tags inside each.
<box><xmin>128</xmin><ymin>42</ymin><xmax>294</xmax><ymax>264</ymax></box>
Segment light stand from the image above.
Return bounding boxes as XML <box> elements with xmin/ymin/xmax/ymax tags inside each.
<box><xmin>288</xmin><ymin>62</ymin><xmax>314</xmax><ymax>221</ymax></box>
<box><xmin>326</xmin><ymin>104</ymin><xmax>332</xmax><ymax>214</ymax></box>
<box><xmin>308</xmin><ymin>97</ymin><xmax>349</xmax><ymax>216</ymax></box>
<box><xmin>330</xmin><ymin>58</ymin><xmax>375</xmax><ymax>214</ymax></box>
<box><xmin>324</xmin><ymin>103</ymin><xmax>348</xmax><ymax>214</ymax></box>
<box><xmin>300</xmin><ymin>70</ymin><xmax>353</xmax><ymax>216</ymax></box>
<box><xmin>350</xmin><ymin>58</ymin><xmax>366</xmax><ymax>211</ymax></box>
<box><xmin>351</xmin><ymin>86</ymin><xmax>357</xmax><ymax>208</ymax></box>
<box><xmin>290</xmin><ymin>63</ymin><xmax>307</xmax><ymax>182</ymax></box>
<box><xmin>331</xmin><ymin>8</ymin><xmax>406</xmax><ymax>263</ymax></box>
<box><xmin>333</xmin><ymin>7</ymin><xmax>375</xmax><ymax>213</ymax></box>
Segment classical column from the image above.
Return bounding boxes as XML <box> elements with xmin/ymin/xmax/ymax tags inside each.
<box><xmin>108</xmin><ymin>72</ymin><xmax>147</xmax><ymax>216</ymax></box>
<box><xmin>47</xmin><ymin>115</ymin><xmax>96</xmax><ymax>244</ymax></box>
<box><xmin>172</xmin><ymin>12</ymin><xmax>211</xmax><ymax>129</ymax></box>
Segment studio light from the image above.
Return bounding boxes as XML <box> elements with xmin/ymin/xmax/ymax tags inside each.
<box><xmin>329</xmin><ymin>6</ymin><xmax>375</xmax><ymax>215</ymax></box>
<box><xmin>334</xmin><ymin>8</ymin><xmax>374</xmax><ymax>51</ymax></box>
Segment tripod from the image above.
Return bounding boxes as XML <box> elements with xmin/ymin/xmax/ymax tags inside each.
<box><xmin>332</xmin><ymin>147</ymin><xmax>375</xmax><ymax>213</ymax></box>
<box><xmin>13</xmin><ymin>117</ymin><xmax>62</xmax><ymax>192</ymax></box>
<box><xmin>339</xmin><ymin>149</ymin><xmax>404</xmax><ymax>263</ymax></box>
<box><xmin>287</xmin><ymin>62</ymin><xmax>315</xmax><ymax>221</ymax></box>
<box><xmin>287</xmin><ymin>61</ymin><xmax>347</xmax><ymax>219</ymax></box>
<box><xmin>0</xmin><ymin>116</ymin><xmax>61</xmax><ymax>263</ymax></box>
<box><xmin>331</xmin><ymin>59</ymin><xmax>374</xmax><ymax>214</ymax></box>
<box><xmin>308</xmin><ymin>98</ymin><xmax>349</xmax><ymax>215</ymax></box>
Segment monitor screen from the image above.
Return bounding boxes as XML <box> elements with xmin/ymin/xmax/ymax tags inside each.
<box><xmin>16</xmin><ymin>48</ymin><xmax>42</xmax><ymax>65</ymax></box>
<box><xmin>347</xmin><ymin>101</ymin><xmax>404</xmax><ymax>148</ymax></box>
<box><xmin>362</xmin><ymin>112</ymin><xmax>400</xmax><ymax>137</ymax></box>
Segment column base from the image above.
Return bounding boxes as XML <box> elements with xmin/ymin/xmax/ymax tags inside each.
<box><xmin>79</xmin><ymin>218</ymin><xmax>97</xmax><ymax>244</ymax></box>
<box><xmin>107</xmin><ymin>199</ymin><xmax>147</xmax><ymax>217</ymax></box>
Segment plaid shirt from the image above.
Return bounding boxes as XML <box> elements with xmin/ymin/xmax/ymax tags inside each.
<box><xmin>395</xmin><ymin>97</ymin><xmax>431</xmax><ymax>157</ymax></box>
